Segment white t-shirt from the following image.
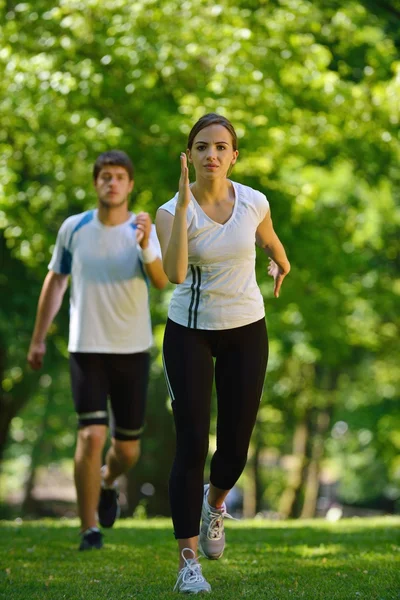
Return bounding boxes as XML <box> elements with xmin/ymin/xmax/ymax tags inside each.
<box><xmin>158</xmin><ymin>181</ymin><xmax>269</xmax><ymax>330</ymax></box>
<box><xmin>49</xmin><ymin>209</ymin><xmax>161</xmax><ymax>353</ymax></box>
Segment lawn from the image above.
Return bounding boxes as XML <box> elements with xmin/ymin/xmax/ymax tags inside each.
<box><xmin>0</xmin><ymin>517</ymin><xmax>399</xmax><ymax>599</ymax></box>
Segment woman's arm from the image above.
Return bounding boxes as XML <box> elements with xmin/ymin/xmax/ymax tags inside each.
<box><xmin>155</xmin><ymin>153</ymin><xmax>191</xmax><ymax>284</ymax></box>
<box><xmin>256</xmin><ymin>209</ymin><xmax>290</xmax><ymax>298</ymax></box>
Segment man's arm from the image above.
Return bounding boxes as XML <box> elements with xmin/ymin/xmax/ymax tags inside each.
<box><xmin>135</xmin><ymin>211</ymin><xmax>169</xmax><ymax>289</ymax></box>
<box><xmin>27</xmin><ymin>271</ymin><xmax>69</xmax><ymax>370</ymax></box>
<box><xmin>141</xmin><ymin>256</ymin><xmax>169</xmax><ymax>290</ymax></box>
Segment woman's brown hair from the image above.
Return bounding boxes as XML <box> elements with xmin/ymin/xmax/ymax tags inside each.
<box><xmin>187</xmin><ymin>113</ymin><xmax>238</xmax><ymax>151</ymax></box>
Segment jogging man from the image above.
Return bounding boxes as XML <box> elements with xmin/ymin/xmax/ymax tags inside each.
<box><xmin>28</xmin><ymin>150</ymin><xmax>167</xmax><ymax>550</ymax></box>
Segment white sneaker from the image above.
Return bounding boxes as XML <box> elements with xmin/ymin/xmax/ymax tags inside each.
<box><xmin>199</xmin><ymin>484</ymin><xmax>234</xmax><ymax>560</ymax></box>
<box><xmin>173</xmin><ymin>548</ymin><xmax>211</xmax><ymax>594</ymax></box>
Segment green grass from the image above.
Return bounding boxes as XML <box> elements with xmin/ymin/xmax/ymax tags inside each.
<box><xmin>0</xmin><ymin>517</ymin><xmax>399</xmax><ymax>599</ymax></box>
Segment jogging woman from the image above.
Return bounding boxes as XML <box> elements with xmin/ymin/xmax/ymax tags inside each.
<box><xmin>156</xmin><ymin>113</ymin><xmax>290</xmax><ymax>593</ymax></box>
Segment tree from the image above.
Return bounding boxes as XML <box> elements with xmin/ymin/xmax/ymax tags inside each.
<box><xmin>1</xmin><ymin>0</ymin><xmax>398</xmax><ymax>516</ymax></box>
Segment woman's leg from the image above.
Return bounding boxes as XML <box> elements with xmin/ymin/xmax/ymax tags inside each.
<box><xmin>211</xmin><ymin>318</ymin><xmax>269</xmax><ymax>499</ymax></box>
<box><xmin>163</xmin><ymin>319</ymin><xmax>214</xmax><ymax>564</ymax></box>
<box><xmin>198</xmin><ymin>319</ymin><xmax>268</xmax><ymax>561</ymax></box>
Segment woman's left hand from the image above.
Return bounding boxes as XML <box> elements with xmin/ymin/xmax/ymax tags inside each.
<box><xmin>268</xmin><ymin>258</ymin><xmax>289</xmax><ymax>298</ymax></box>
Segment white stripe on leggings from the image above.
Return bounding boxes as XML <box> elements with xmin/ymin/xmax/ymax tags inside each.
<box><xmin>162</xmin><ymin>350</ymin><xmax>175</xmax><ymax>402</ymax></box>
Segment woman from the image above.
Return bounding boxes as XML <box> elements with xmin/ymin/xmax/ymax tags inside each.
<box><xmin>156</xmin><ymin>113</ymin><xmax>290</xmax><ymax>593</ymax></box>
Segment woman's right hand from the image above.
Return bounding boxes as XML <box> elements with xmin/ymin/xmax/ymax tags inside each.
<box><xmin>177</xmin><ymin>152</ymin><xmax>191</xmax><ymax>209</ymax></box>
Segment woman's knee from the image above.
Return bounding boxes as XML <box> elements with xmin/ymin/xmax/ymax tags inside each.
<box><xmin>175</xmin><ymin>432</ymin><xmax>209</xmax><ymax>469</ymax></box>
<box><xmin>211</xmin><ymin>450</ymin><xmax>248</xmax><ymax>488</ymax></box>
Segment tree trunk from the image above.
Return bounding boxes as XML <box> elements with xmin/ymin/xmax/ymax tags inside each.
<box><xmin>21</xmin><ymin>390</ymin><xmax>54</xmax><ymax>515</ymax></box>
<box><xmin>300</xmin><ymin>368</ymin><xmax>338</xmax><ymax>518</ymax></box>
<box><xmin>278</xmin><ymin>415</ymin><xmax>311</xmax><ymax>518</ymax></box>
<box><xmin>0</xmin><ymin>345</ymin><xmax>31</xmax><ymax>464</ymax></box>
<box><xmin>254</xmin><ymin>439</ymin><xmax>263</xmax><ymax>514</ymax></box>
<box><xmin>242</xmin><ymin>449</ymin><xmax>257</xmax><ymax>518</ymax></box>
<box><xmin>300</xmin><ymin>410</ymin><xmax>331</xmax><ymax>518</ymax></box>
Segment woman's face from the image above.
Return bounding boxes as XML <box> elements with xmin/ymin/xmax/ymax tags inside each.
<box><xmin>188</xmin><ymin>124</ymin><xmax>238</xmax><ymax>180</ymax></box>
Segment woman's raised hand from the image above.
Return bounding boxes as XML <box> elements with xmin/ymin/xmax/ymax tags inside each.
<box><xmin>177</xmin><ymin>152</ymin><xmax>191</xmax><ymax>209</ymax></box>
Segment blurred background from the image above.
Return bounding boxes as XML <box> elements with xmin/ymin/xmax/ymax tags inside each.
<box><xmin>0</xmin><ymin>0</ymin><xmax>399</xmax><ymax>522</ymax></box>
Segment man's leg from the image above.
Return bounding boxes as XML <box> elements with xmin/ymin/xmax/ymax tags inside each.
<box><xmin>97</xmin><ymin>352</ymin><xmax>150</xmax><ymax>527</ymax></box>
<box><xmin>102</xmin><ymin>438</ymin><xmax>141</xmax><ymax>486</ymax></box>
<box><xmin>74</xmin><ymin>424</ymin><xmax>108</xmax><ymax>531</ymax></box>
<box><xmin>69</xmin><ymin>352</ymin><xmax>109</xmax><ymax>543</ymax></box>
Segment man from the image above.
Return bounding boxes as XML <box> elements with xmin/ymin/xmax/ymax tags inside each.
<box><xmin>27</xmin><ymin>150</ymin><xmax>168</xmax><ymax>550</ymax></box>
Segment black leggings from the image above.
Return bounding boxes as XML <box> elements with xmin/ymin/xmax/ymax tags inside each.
<box><xmin>163</xmin><ymin>318</ymin><xmax>268</xmax><ymax>539</ymax></box>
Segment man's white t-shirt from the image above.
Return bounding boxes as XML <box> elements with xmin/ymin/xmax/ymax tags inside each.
<box><xmin>49</xmin><ymin>209</ymin><xmax>161</xmax><ymax>353</ymax></box>
<box><xmin>158</xmin><ymin>181</ymin><xmax>269</xmax><ymax>330</ymax></box>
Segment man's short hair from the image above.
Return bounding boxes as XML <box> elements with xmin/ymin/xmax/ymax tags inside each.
<box><xmin>93</xmin><ymin>150</ymin><xmax>134</xmax><ymax>181</ymax></box>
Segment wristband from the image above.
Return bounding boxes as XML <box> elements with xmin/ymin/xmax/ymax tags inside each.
<box><xmin>139</xmin><ymin>242</ymin><xmax>158</xmax><ymax>264</ymax></box>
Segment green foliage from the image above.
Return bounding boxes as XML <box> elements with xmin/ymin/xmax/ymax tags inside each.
<box><xmin>0</xmin><ymin>0</ymin><xmax>399</xmax><ymax>511</ymax></box>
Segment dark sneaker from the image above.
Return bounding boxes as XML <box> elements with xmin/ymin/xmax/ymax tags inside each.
<box><xmin>98</xmin><ymin>486</ymin><xmax>120</xmax><ymax>528</ymax></box>
<box><xmin>79</xmin><ymin>528</ymin><xmax>103</xmax><ymax>551</ymax></box>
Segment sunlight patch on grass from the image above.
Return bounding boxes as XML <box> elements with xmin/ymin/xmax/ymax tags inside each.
<box><xmin>294</xmin><ymin>543</ymin><xmax>345</xmax><ymax>557</ymax></box>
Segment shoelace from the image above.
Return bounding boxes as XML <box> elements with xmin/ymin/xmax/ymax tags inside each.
<box><xmin>207</xmin><ymin>505</ymin><xmax>235</xmax><ymax>540</ymax></box>
<box><xmin>173</xmin><ymin>548</ymin><xmax>206</xmax><ymax>591</ymax></box>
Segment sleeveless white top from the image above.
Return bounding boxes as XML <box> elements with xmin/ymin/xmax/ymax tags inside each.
<box><xmin>158</xmin><ymin>181</ymin><xmax>269</xmax><ymax>330</ymax></box>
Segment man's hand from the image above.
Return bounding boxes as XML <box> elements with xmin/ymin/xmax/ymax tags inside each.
<box><xmin>268</xmin><ymin>258</ymin><xmax>290</xmax><ymax>298</ymax></box>
<box><xmin>135</xmin><ymin>212</ymin><xmax>152</xmax><ymax>248</ymax></box>
<box><xmin>28</xmin><ymin>340</ymin><xmax>46</xmax><ymax>370</ymax></box>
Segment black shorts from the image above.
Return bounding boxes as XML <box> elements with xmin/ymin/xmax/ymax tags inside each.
<box><xmin>69</xmin><ymin>352</ymin><xmax>150</xmax><ymax>441</ymax></box>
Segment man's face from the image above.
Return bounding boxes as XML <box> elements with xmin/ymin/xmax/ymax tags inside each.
<box><xmin>94</xmin><ymin>165</ymin><xmax>134</xmax><ymax>208</ymax></box>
